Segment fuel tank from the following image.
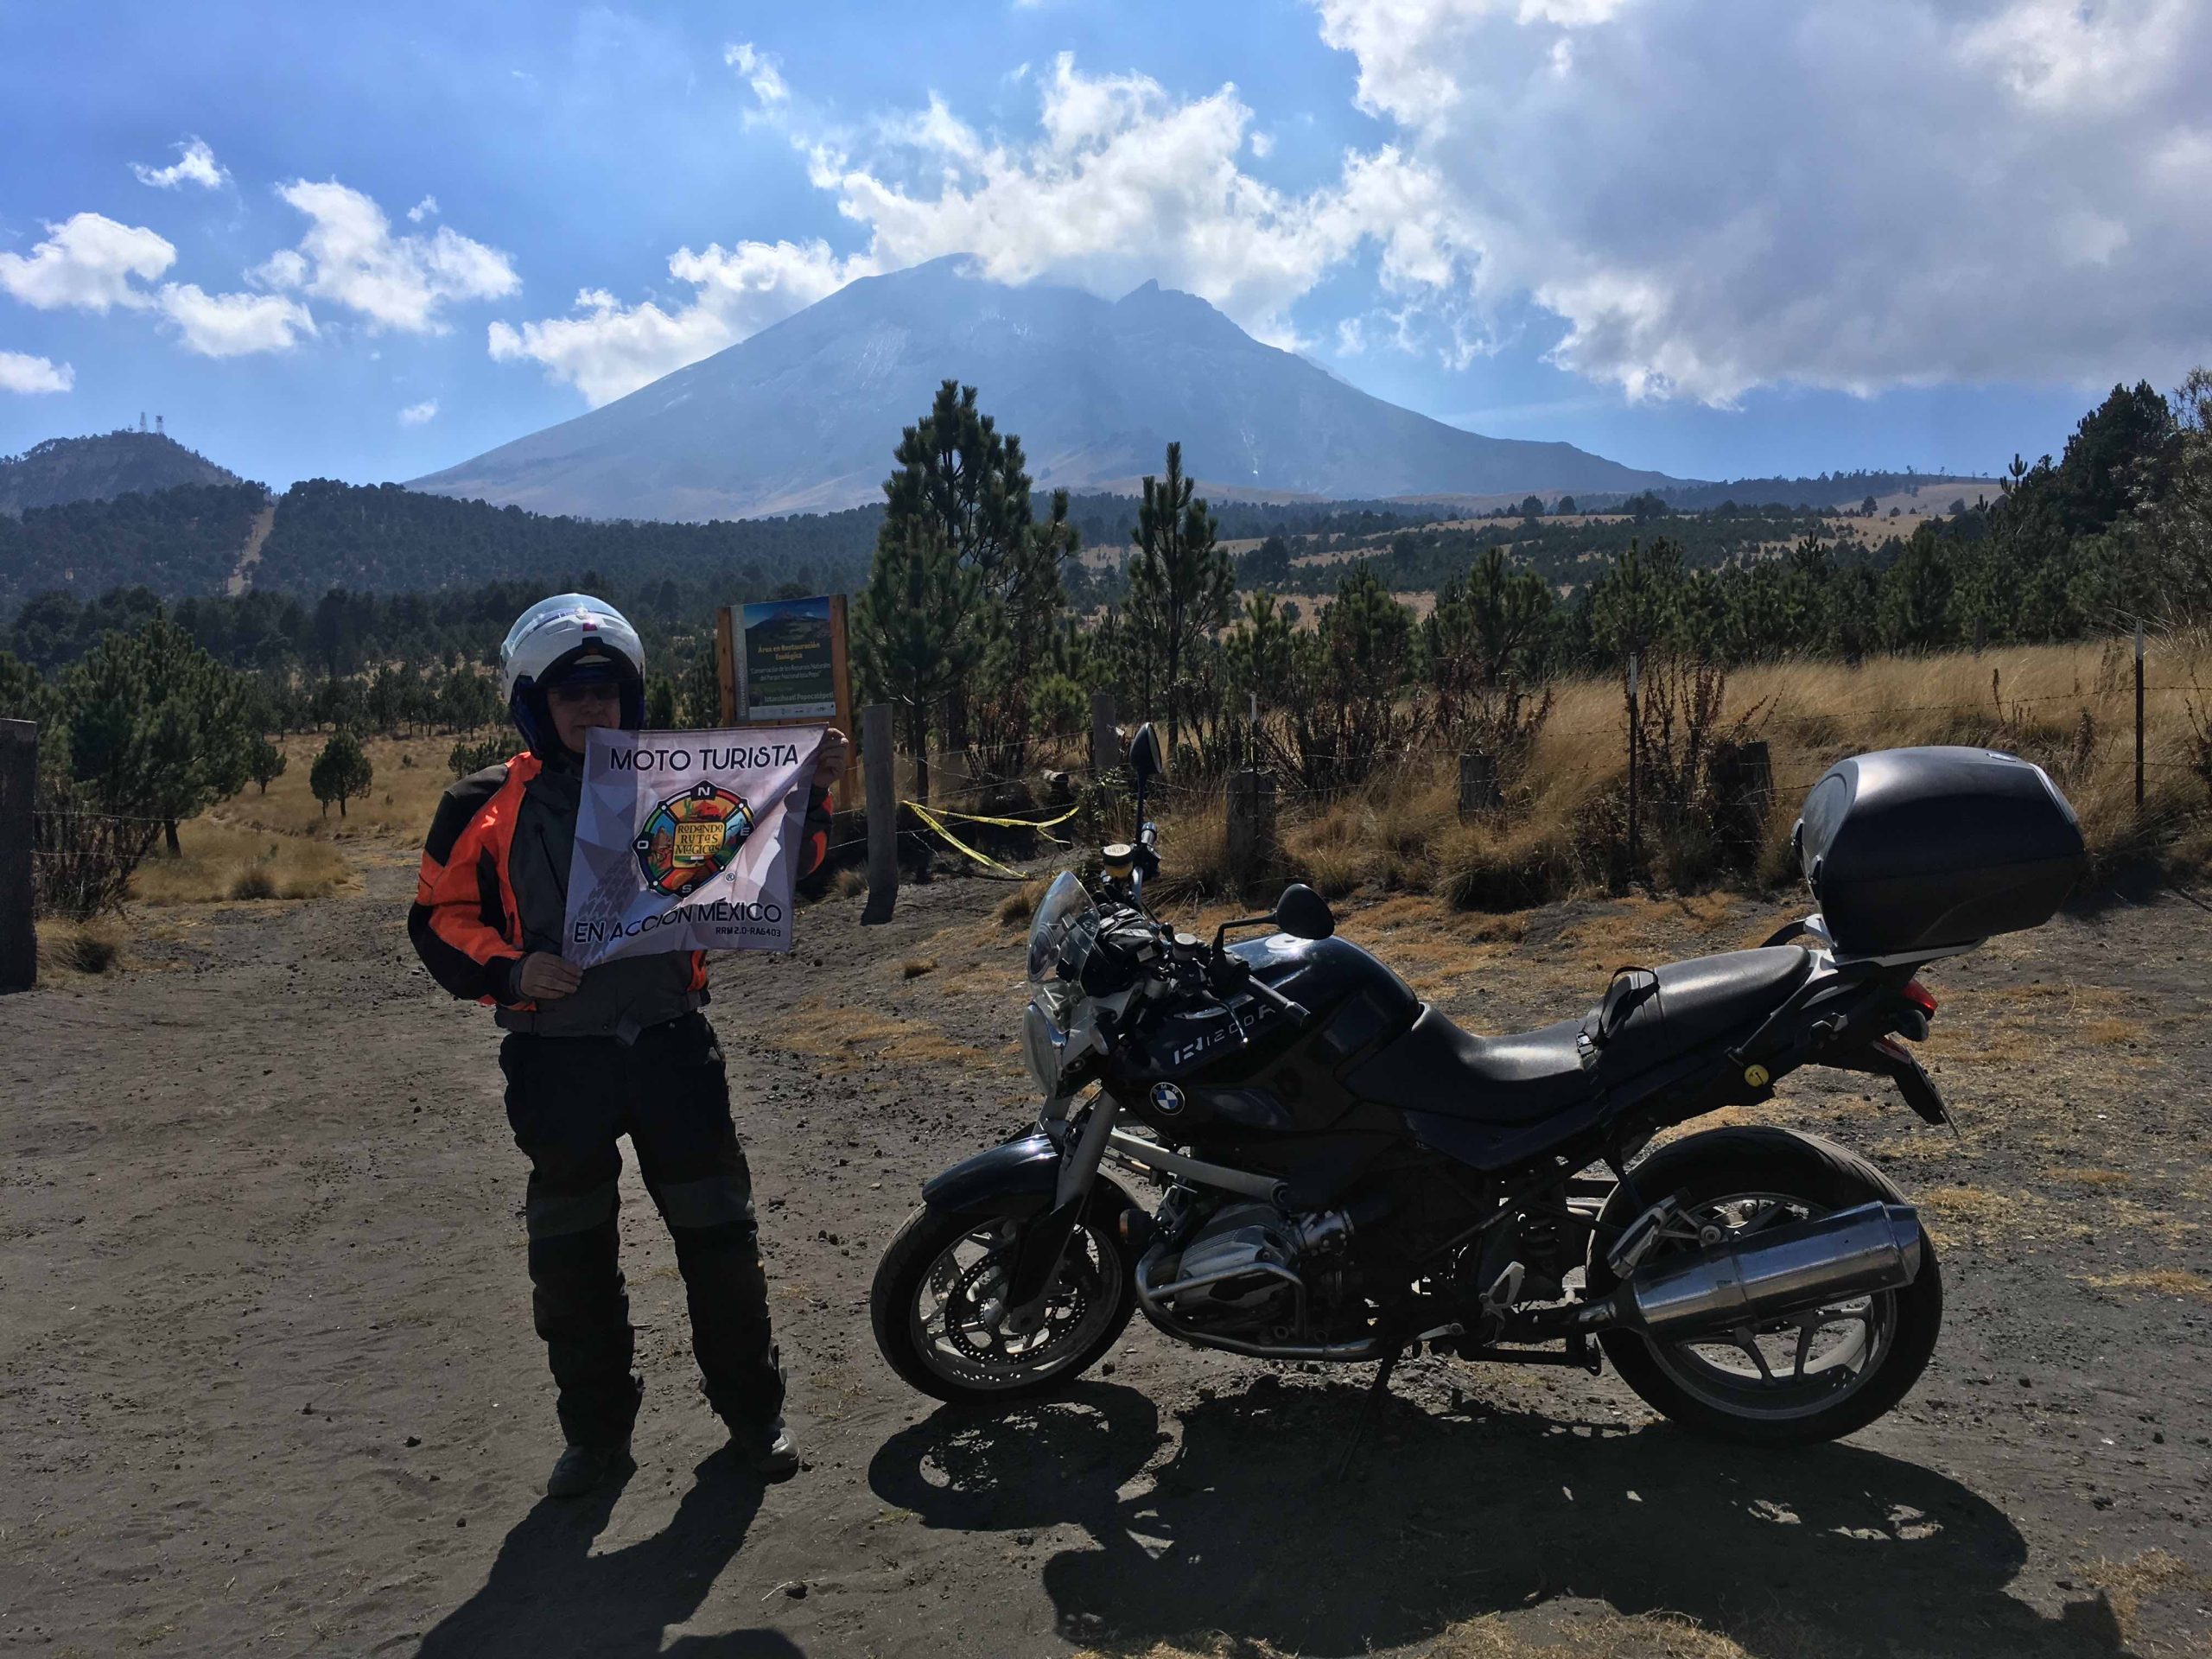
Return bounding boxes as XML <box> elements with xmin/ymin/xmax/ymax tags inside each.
<box><xmin>1117</xmin><ymin>933</ymin><xmax>1421</xmax><ymax>1160</ymax></box>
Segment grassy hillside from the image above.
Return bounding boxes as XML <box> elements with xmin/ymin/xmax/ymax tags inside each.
<box><xmin>1155</xmin><ymin>639</ymin><xmax>2212</xmax><ymax>911</ymax></box>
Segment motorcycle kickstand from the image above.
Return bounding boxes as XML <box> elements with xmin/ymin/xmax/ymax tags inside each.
<box><xmin>1332</xmin><ymin>1343</ymin><xmax>1405</xmax><ymax>1483</ymax></box>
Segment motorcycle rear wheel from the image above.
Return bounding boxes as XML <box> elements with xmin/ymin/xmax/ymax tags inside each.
<box><xmin>870</xmin><ymin>1183</ymin><xmax>1139</xmax><ymax>1405</ymax></box>
<box><xmin>1586</xmin><ymin>1127</ymin><xmax>1942</xmax><ymax>1446</ymax></box>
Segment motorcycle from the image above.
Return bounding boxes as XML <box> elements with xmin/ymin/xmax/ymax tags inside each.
<box><xmin>870</xmin><ymin>728</ymin><xmax>2088</xmax><ymax>1444</ymax></box>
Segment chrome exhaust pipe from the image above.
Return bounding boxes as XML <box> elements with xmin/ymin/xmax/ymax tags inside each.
<box><xmin>1584</xmin><ymin>1200</ymin><xmax>1922</xmax><ymax>1338</ymax></box>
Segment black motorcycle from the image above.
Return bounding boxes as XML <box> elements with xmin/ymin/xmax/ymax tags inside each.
<box><xmin>871</xmin><ymin>728</ymin><xmax>2087</xmax><ymax>1443</ymax></box>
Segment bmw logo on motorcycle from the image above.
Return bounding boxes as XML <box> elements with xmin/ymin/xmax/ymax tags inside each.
<box><xmin>1149</xmin><ymin>1081</ymin><xmax>1185</xmax><ymax>1115</ymax></box>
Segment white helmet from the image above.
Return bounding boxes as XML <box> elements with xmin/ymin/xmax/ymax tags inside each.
<box><xmin>500</xmin><ymin>594</ymin><xmax>646</xmax><ymax>753</ymax></box>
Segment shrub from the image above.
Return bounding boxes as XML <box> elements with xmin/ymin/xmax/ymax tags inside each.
<box><xmin>1028</xmin><ymin>672</ymin><xmax>1089</xmax><ymax>742</ymax></box>
<box><xmin>33</xmin><ymin>804</ymin><xmax>160</xmax><ymax>920</ymax></box>
<box><xmin>448</xmin><ymin>734</ymin><xmax>512</xmax><ymax>778</ymax></box>
<box><xmin>231</xmin><ymin>865</ymin><xmax>279</xmax><ymax>900</ymax></box>
<box><xmin>37</xmin><ymin>921</ymin><xmax>122</xmax><ymax>976</ymax></box>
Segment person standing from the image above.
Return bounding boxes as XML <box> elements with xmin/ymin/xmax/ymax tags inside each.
<box><xmin>408</xmin><ymin>594</ymin><xmax>848</xmax><ymax>1497</ymax></box>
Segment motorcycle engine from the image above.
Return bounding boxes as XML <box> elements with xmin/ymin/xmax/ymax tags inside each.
<box><xmin>1152</xmin><ymin>1200</ymin><xmax>1361</xmax><ymax>1342</ymax></box>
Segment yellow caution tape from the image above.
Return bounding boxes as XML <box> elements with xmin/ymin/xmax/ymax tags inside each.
<box><xmin>902</xmin><ymin>800</ymin><xmax>1083</xmax><ymax>835</ymax></box>
<box><xmin>905</xmin><ymin>803</ymin><xmax>1031</xmax><ymax>877</ymax></box>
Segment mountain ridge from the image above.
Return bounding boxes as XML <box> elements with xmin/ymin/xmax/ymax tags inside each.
<box><xmin>412</xmin><ymin>258</ymin><xmax>1685</xmax><ymax>521</ymax></box>
<box><xmin>1</xmin><ymin>429</ymin><xmax>244</xmax><ymax>517</ymax></box>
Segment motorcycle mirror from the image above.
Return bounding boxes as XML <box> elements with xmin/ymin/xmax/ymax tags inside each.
<box><xmin>1274</xmin><ymin>882</ymin><xmax>1335</xmax><ymax>941</ymax></box>
<box><xmin>1128</xmin><ymin>722</ymin><xmax>1164</xmax><ymax>785</ymax></box>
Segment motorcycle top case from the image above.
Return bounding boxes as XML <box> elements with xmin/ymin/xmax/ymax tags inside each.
<box><xmin>1795</xmin><ymin>746</ymin><xmax>2086</xmax><ymax>956</ymax></box>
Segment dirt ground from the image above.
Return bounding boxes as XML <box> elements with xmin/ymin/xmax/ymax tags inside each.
<box><xmin>4</xmin><ymin>847</ymin><xmax>2212</xmax><ymax>1657</ymax></box>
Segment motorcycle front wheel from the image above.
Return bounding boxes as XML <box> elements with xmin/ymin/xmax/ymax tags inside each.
<box><xmin>869</xmin><ymin>1181</ymin><xmax>1139</xmax><ymax>1405</ymax></box>
<box><xmin>1586</xmin><ymin>1127</ymin><xmax>1943</xmax><ymax>1446</ymax></box>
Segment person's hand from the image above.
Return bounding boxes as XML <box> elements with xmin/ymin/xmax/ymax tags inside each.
<box><xmin>515</xmin><ymin>951</ymin><xmax>582</xmax><ymax>1001</ymax></box>
<box><xmin>812</xmin><ymin>728</ymin><xmax>850</xmax><ymax>794</ymax></box>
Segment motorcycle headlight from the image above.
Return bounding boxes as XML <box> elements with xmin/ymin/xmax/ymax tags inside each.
<box><xmin>1021</xmin><ymin>996</ymin><xmax>1071</xmax><ymax>1096</ymax></box>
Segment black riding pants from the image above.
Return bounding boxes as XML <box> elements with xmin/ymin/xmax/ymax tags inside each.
<box><xmin>499</xmin><ymin>1012</ymin><xmax>783</xmax><ymax>1447</ymax></box>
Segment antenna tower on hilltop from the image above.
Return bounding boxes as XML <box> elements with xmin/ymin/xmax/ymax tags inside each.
<box><xmin>138</xmin><ymin>412</ymin><xmax>147</xmax><ymax>432</ymax></box>
<box><xmin>156</xmin><ymin>415</ymin><xmax>164</xmax><ymax>435</ymax></box>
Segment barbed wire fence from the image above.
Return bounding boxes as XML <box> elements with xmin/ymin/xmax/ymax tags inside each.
<box><xmin>30</xmin><ymin>808</ymin><xmax>168</xmax><ymax>922</ymax></box>
<box><xmin>860</xmin><ymin>640</ymin><xmax>2212</xmax><ymax>910</ymax></box>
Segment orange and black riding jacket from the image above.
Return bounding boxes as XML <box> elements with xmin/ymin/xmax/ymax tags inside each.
<box><xmin>408</xmin><ymin>749</ymin><xmax>832</xmax><ymax>1039</ymax></box>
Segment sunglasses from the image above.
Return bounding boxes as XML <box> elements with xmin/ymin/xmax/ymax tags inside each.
<box><xmin>548</xmin><ymin>682</ymin><xmax>622</xmax><ymax>707</ymax></box>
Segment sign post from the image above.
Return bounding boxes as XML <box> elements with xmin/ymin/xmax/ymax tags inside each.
<box><xmin>718</xmin><ymin>595</ymin><xmax>855</xmax><ymax>810</ymax></box>
<box><xmin>1</xmin><ymin>720</ymin><xmax>34</xmax><ymax>995</ymax></box>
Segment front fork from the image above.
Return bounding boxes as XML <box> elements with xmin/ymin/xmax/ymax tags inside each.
<box><xmin>1001</xmin><ymin>1090</ymin><xmax>1122</xmax><ymax>1334</ymax></box>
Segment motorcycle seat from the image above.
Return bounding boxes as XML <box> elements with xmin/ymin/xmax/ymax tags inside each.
<box><xmin>1345</xmin><ymin>945</ymin><xmax>1814</xmax><ymax>1125</ymax></box>
<box><xmin>1580</xmin><ymin>946</ymin><xmax>1813</xmax><ymax>1077</ymax></box>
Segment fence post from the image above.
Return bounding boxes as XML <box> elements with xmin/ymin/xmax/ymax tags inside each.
<box><xmin>1226</xmin><ymin>768</ymin><xmax>1276</xmax><ymax>892</ymax></box>
<box><xmin>1090</xmin><ymin>691</ymin><xmax>1119</xmax><ymax>779</ymax></box>
<box><xmin>861</xmin><ymin>702</ymin><xmax>898</xmax><ymax>926</ymax></box>
<box><xmin>2135</xmin><ymin>620</ymin><xmax>2146</xmax><ymax>822</ymax></box>
<box><xmin>1458</xmin><ymin>752</ymin><xmax>1500</xmax><ymax>819</ymax></box>
<box><xmin>1</xmin><ymin>720</ymin><xmax>35</xmax><ymax>995</ymax></box>
<box><xmin>1624</xmin><ymin>653</ymin><xmax>1641</xmax><ymax>884</ymax></box>
<box><xmin>1712</xmin><ymin>739</ymin><xmax>1773</xmax><ymax>870</ymax></box>
<box><xmin>714</xmin><ymin>607</ymin><xmax>739</xmax><ymax>727</ymax></box>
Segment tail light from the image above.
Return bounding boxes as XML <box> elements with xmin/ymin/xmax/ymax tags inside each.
<box><xmin>1893</xmin><ymin>978</ymin><xmax>1937</xmax><ymax>1041</ymax></box>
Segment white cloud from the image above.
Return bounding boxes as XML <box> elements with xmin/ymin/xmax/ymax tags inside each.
<box><xmin>131</xmin><ymin>137</ymin><xmax>229</xmax><ymax>191</ymax></box>
<box><xmin>260</xmin><ymin>180</ymin><xmax>518</xmax><ymax>334</ymax></box>
<box><xmin>0</xmin><ymin>213</ymin><xmax>175</xmax><ymax>312</ymax></box>
<box><xmin>0</xmin><ymin>209</ymin><xmax>309</xmax><ymax>358</ymax></box>
<box><xmin>1310</xmin><ymin>0</ymin><xmax>2212</xmax><ymax>401</ymax></box>
<box><xmin>0</xmin><ymin>351</ymin><xmax>73</xmax><ymax>394</ymax></box>
<box><xmin>398</xmin><ymin>397</ymin><xmax>439</xmax><ymax>425</ymax></box>
<box><xmin>156</xmin><ymin>283</ymin><xmax>316</xmax><ymax>357</ymax></box>
<box><xmin>809</xmin><ymin>54</ymin><xmax>1459</xmax><ymax>349</ymax></box>
<box><xmin>489</xmin><ymin>238</ymin><xmax>874</xmax><ymax>404</ymax></box>
<box><xmin>724</xmin><ymin>41</ymin><xmax>790</xmax><ymax>108</ymax></box>
<box><xmin>407</xmin><ymin>194</ymin><xmax>439</xmax><ymax>223</ymax></box>
<box><xmin>252</xmin><ymin>248</ymin><xmax>309</xmax><ymax>289</ymax></box>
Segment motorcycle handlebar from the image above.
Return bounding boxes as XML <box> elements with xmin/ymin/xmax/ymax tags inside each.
<box><xmin>1238</xmin><ymin>969</ymin><xmax>1312</xmax><ymax>1028</ymax></box>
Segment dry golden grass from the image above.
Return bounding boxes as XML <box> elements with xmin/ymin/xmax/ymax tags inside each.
<box><xmin>999</xmin><ymin>878</ymin><xmax>1051</xmax><ymax>925</ymax></box>
<box><xmin>1077</xmin><ymin>1608</ymin><xmax>1795</xmax><ymax>1659</ymax></box>
<box><xmin>2082</xmin><ymin>1268</ymin><xmax>2212</xmax><ymax>1301</ymax></box>
<box><xmin>130</xmin><ymin>818</ymin><xmax>353</xmax><ymax>906</ymax></box>
<box><xmin>216</xmin><ymin>730</ymin><xmax>505</xmax><ymax>843</ymax></box>
<box><xmin>2076</xmin><ymin>1549</ymin><xmax>2209</xmax><ymax>1646</ymax></box>
<box><xmin>34</xmin><ymin>918</ymin><xmax>124</xmax><ymax>976</ymax></box>
<box><xmin>2050</xmin><ymin>1166</ymin><xmax>2134</xmax><ymax>1186</ymax></box>
<box><xmin>1166</xmin><ymin>639</ymin><xmax>2212</xmax><ymax>912</ymax></box>
<box><xmin>900</xmin><ymin>957</ymin><xmax>938</xmax><ymax>980</ymax></box>
<box><xmin>776</xmin><ymin>995</ymin><xmax>1000</xmax><ymax>1076</ymax></box>
<box><xmin>1919</xmin><ymin>1183</ymin><xmax>2046</xmax><ymax>1243</ymax></box>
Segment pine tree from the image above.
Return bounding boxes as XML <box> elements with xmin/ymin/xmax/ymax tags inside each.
<box><xmin>62</xmin><ymin>616</ymin><xmax>254</xmax><ymax>853</ymax></box>
<box><xmin>0</xmin><ymin>650</ymin><xmax>74</xmax><ymax>804</ymax></box>
<box><xmin>310</xmin><ymin>728</ymin><xmax>373</xmax><ymax>817</ymax></box>
<box><xmin>880</xmin><ymin>380</ymin><xmax>1037</xmax><ymax>759</ymax></box>
<box><xmin>1224</xmin><ymin>590</ymin><xmax>1296</xmax><ymax>715</ymax></box>
<box><xmin>854</xmin><ymin>518</ymin><xmax>979</xmax><ymax>804</ymax></box>
<box><xmin>1876</xmin><ymin>526</ymin><xmax>1958</xmax><ymax>652</ymax></box>
<box><xmin>1128</xmin><ymin>442</ymin><xmax>1232</xmax><ymax>750</ymax></box>
<box><xmin>246</xmin><ymin>736</ymin><xmax>287</xmax><ymax>794</ymax></box>
<box><xmin>976</xmin><ymin>488</ymin><xmax>1078</xmax><ymax>772</ymax></box>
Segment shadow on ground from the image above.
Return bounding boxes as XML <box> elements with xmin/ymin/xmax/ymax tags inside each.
<box><xmin>871</xmin><ymin>1380</ymin><xmax>2133</xmax><ymax>1658</ymax></box>
<box><xmin>413</xmin><ymin>1449</ymin><xmax>801</xmax><ymax>1658</ymax></box>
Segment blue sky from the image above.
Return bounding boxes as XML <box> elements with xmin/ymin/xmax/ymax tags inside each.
<box><xmin>3</xmin><ymin>1</ymin><xmax>2204</xmax><ymax>495</ymax></box>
